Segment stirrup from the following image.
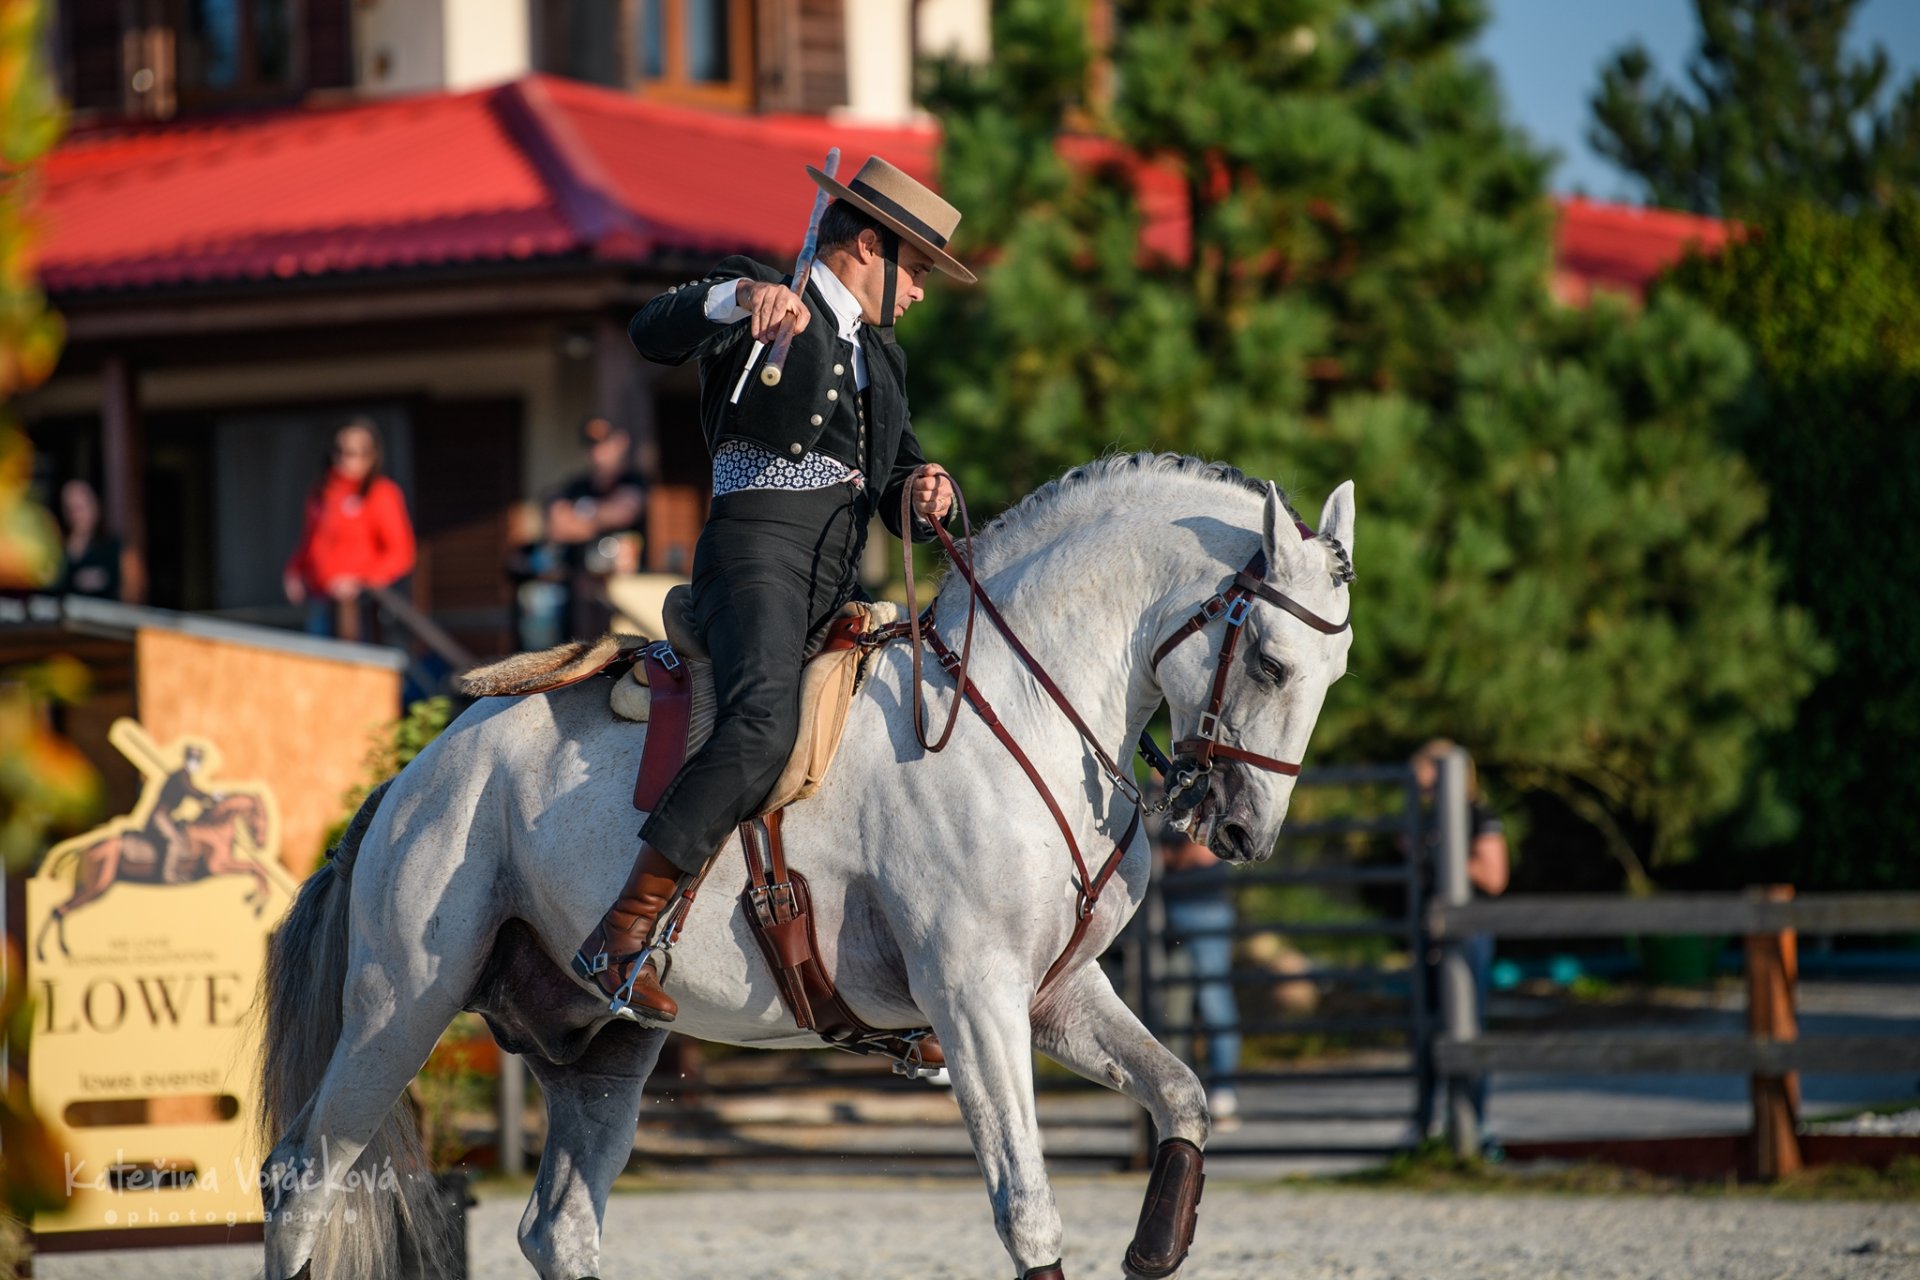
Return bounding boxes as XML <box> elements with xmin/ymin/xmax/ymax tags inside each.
<box><xmin>605</xmin><ymin>945</ymin><xmax>659</xmax><ymax>1021</ymax></box>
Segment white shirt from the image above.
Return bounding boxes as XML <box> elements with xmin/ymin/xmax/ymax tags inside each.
<box><xmin>704</xmin><ymin>267</ymin><xmax>869</xmax><ymax>389</ymax></box>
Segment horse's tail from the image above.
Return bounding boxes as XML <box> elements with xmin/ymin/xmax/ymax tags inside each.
<box><xmin>45</xmin><ymin>840</ymin><xmax>87</xmax><ymax>880</ymax></box>
<box><xmin>257</xmin><ymin>779</ymin><xmax>459</xmax><ymax>1280</ymax></box>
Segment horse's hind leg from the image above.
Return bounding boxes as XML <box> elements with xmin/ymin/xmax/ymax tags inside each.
<box><xmin>262</xmin><ymin>960</ymin><xmax>473</xmax><ymax>1280</ymax></box>
<box><xmin>924</xmin><ymin>983</ymin><xmax>1065</xmax><ymax>1278</ymax></box>
<box><xmin>1033</xmin><ymin>963</ymin><xmax>1209</xmax><ymax>1280</ymax></box>
<box><xmin>518</xmin><ymin>1022</ymin><xmax>666</xmax><ymax>1280</ymax></box>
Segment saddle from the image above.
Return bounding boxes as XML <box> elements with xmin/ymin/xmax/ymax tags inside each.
<box><xmin>459</xmin><ymin>590</ymin><xmax>936</xmax><ymax>1070</ymax></box>
<box><xmin>612</xmin><ymin>586</ymin><xmax>897</xmax><ymax>817</ymax></box>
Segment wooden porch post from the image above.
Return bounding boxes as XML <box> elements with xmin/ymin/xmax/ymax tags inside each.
<box><xmin>1746</xmin><ymin>884</ymin><xmax>1801</xmax><ymax>1180</ymax></box>
<box><xmin>100</xmin><ymin>354</ymin><xmax>147</xmax><ymax>603</ymax></box>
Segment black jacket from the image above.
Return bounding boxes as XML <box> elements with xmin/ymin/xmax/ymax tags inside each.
<box><xmin>628</xmin><ymin>254</ymin><xmax>937</xmax><ymax>542</ymax></box>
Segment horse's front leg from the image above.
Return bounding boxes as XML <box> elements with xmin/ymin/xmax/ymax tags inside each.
<box><xmin>200</xmin><ymin>845</ymin><xmax>257</xmax><ymax>907</ymax></box>
<box><xmin>924</xmin><ymin>982</ymin><xmax>1066</xmax><ymax>1279</ymax></box>
<box><xmin>1033</xmin><ymin>963</ymin><xmax>1209</xmax><ymax>1280</ymax></box>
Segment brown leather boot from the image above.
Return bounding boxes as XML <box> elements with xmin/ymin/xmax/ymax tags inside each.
<box><xmin>572</xmin><ymin>842</ymin><xmax>683</xmax><ymax>1022</ymax></box>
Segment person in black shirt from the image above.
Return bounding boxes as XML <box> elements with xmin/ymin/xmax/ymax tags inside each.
<box><xmin>546</xmin><ymin>416</ymin><xmax>649</xmax><ymax>638</ymax></box>
<box><xmin>56</xmin><ymin>479</ymin><xmax>123</xmax><ymax>600</ymax></box>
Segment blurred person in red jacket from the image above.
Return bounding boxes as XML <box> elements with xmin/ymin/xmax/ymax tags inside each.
<box><xmin>283</xmin><ymin>417</ymin><xmax>415</xmax><ymax>640</ymax></box>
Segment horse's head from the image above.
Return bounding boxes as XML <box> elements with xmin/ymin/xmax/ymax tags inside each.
<box><xmin>1154</xmin><ymin>480</ymin><xmax>1354</xmax><ymax>863</ymax></box>
<box><xmin>226</xmin><ymin>792</ymin><xmax>268</xmax><ymax>847</ymax></box>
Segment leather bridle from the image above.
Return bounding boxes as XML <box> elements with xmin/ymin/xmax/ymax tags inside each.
<box><xmin>1146</xmin><ymin>528</ymin><xmax>1351</xmax><ymax>807</ymax></box>
<box><xmin>888</xmin><ymin>468</ymin><xmax>1350</xmax><ymax>992</ymax></box>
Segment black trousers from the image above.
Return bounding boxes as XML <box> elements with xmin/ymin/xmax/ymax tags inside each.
<box><xmin>640</xmin><ymin>482</ymin><xmax>870</xmax><ymax>873</ymax></box>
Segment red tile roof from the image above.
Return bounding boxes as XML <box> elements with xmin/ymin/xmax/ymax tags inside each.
<box><xmin>1552</xmin><ymin>196</ymin><xmax>1733</xmax><ymax>303</ymax></box>
<box><xmin>32</xmin><ymin>76</ymin><xmax>1721</xmax><ymax>301</ymax></box>
<box><xmin>35</xmin><ymin>76</ymin><xmax>937</xmax><ymax>295</ymax></box>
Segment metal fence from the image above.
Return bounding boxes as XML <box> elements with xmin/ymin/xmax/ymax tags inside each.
<box><xmin>1123</xmin><ymin>762</ymin><xmax>1438</xmax><ymax>1161</ymax></box>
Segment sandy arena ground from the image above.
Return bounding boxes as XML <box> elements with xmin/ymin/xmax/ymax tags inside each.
<box><xmin>29</xmin><ymin>1176</ymin><xmax>1920</xmax><ymax>1279</ymax></box>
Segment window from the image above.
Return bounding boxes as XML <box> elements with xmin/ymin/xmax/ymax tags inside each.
<box><xmin>174</xmin><ymin>0</ymin><xmax>298</xmax><ymax>104</ymax></box>
<box><xmin>538</xmin><ymin>0</ymin><xmax>755</xmax><ymax>110</ymax></box>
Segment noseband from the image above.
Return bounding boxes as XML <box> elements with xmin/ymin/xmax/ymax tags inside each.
<box><xmin>1145</xmin><ymin>523</ymin><xmax>1351</xmax><ymax>808</ymax></box>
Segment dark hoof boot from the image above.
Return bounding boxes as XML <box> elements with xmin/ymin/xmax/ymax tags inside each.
<box><xmin>1021</xmin><ymin>1263</ymin><xmax>1065</xmax><ymax>1279</ymax></box>
<box><xmin>1125</xmin><ymin>1137</ymin><xmax>1204</xmax><ymax>1278</ymax></box>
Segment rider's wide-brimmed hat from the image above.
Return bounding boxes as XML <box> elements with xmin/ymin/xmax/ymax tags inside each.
<box><xmin>806</xmin><ymin>156</ymin><xmax>977</xmax><ymax>285</ymax></box>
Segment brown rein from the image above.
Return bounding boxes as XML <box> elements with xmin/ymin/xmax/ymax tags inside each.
<box><xmin>888</xmin><ymin>468</ymin><xmax>1350</xmax><ymax>987</ymax></box>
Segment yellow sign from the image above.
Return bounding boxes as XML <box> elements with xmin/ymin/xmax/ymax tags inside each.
<box><xmin>26</xmin><ymin>718</ymin><xmax>298</xmax><ymax>1234</ymax></box>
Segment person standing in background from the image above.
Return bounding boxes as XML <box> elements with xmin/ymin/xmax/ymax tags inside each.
<box><xmin>545</xmin><ymin>416</ymin><xmax>649</xmax><ymax>639</ymax></box>
<box><xmin>54</xmin><ymin>479</ymin><xmax>123</xmax><ymax>599</ymax></box>
<box><xmin>283</xmin><ymin>417</ymin><xmax>415</xmax><ymax>641</ymax></box>
<box><xmin>1411</xmin><ymin>737</ymin><xmax>1510</xmax><ymax>1150</ymax></box>
<box><xmin>1159</xmin><ymin>820</ymin><xmax>1244</xmax><ymax>1127</ymax></box>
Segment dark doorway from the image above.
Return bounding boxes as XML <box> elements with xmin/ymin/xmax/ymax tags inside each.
<box><xmin>412</xmin><ymin>398</ymin><xmax>523</xmax><ymax>660</ymax></box>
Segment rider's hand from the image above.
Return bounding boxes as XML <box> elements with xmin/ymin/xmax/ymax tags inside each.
<box><xmin>911</xmin><ymin>465</ymin><xmax>954</xmax><ymax>522</ymax></box>
<box><xmin>284</xmin><ymin>572</ymin><xmax>306</xmax><ymax>604</ymax></box>
<box><xmin>736</xmin><ymin>279</ymin><xmax>811</xmax><ymax>344</ymax></box>
<box><xmin>328</xmin><ymin>576</ymin><xmax>362</xmax><ymax>601</ymax></box>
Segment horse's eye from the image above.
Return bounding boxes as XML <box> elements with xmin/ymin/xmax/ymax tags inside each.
<box><xmin>1259</xmin><ymin>657</ymin><xmax>1289</xmax><ymax>684</ymax></box>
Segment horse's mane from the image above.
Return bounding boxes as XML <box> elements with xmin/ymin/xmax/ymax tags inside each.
<box><xmin>955</xmin><ymin>451</ymin><xmax>1355</xmax><ymax>585</ymax></box>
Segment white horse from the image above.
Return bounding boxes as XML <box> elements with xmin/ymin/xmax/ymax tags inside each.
<box><xmin>257</xmin><ymin>453</ymin><xmax>1355</xmax><ymax>1280</ymax></box>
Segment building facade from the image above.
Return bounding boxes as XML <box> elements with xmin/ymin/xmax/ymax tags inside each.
<box><xmin>29</xmin><ymin>2</ymin><xmax>985</xmax><ymax>655</ymax></box>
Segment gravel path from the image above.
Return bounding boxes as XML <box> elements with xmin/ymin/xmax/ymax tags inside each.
<box><xmin>31</xmin><ymin>1179</ymin><xmax>1920</xmax><ymax>1279</ymax></box>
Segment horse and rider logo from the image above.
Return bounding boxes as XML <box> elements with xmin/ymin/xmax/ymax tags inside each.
<box><xmin>34</xmin><ymin>718</ymin><xmax>297</xmax><ymax>960</ymax></box>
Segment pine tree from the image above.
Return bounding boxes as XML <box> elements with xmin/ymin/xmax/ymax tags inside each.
<box><xmin>1589</xmin><ymin>0</ymin><xmax>1920</xmax><ymax>216</ymax></box>
<box><xmin>915</xmin><ymin>0</ymin><xmax>1826</xmax><ymax>884</ymax></box>
<box><xmin>1660</xmin><ymin>202</ymin><xmax>1920</xmax><ymax>890</ymax></box>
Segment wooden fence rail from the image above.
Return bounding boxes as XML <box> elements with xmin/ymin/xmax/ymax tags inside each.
<box><xmin>1424</xmin><ymin>748</ymin><xmax>1920</xmax><ymax>1179</ymax></box>
<box><xmin>1430</xmin><ymin>893</ymin><xmax>1920</xmax><ymax>940</ymax></box>
<box><xmin>1436</xmin><ymin>1033</ymin><xmax>1920</xmax><ymax>1076</ymax></box>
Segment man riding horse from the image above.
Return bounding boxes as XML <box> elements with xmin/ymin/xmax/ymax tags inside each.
<box><xmin>144</xmin><ymin>743</ymin><xmax>222</xmax><ymax>884</ymax></box>
<box><xmin>572</xmin><ymin>157</ymin><xmax>974</xmax><ymax>1022</ymax></box>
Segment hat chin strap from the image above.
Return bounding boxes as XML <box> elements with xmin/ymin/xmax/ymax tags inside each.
<box><xmin>875</xmin><ymin>227</ymin><xmax>900</xmax><ymax>345</ymax></box>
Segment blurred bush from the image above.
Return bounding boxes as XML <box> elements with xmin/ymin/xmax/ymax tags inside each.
<box><xmin>0</xmin><ymin>0</ymin><xmax>85</xmax><ymax>1225</ymax></box>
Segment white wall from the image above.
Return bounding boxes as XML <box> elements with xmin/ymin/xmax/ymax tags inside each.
<box><xmin>444</xmin><ymin>0</ymin><xmax>533</xmax><ymax>90</ymax></box>
<box><xmin>355</xmin><ymin>0</ymin><xmax>531</xmax><ymax>95</ymax></box>
<box><xmin>841</xmin><ymin>0</ymin><xmax>990</xmax><ymax>124</ymax></box>
<box><xmin>840</xmin><ymin>0</ymin><xmax>913</xmax><ymax>124</ymax></box>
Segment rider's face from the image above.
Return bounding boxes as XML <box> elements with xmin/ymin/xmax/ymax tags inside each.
<box><xmin>850</xmin><ymin>232</ymin><xmax>934</xmax><ymax>324</ymax></box>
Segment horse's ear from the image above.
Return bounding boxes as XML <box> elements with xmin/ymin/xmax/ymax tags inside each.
<box><xmin>1261</xmin><ymin>482</ymin><xmax>1310</xmax><ymax>581</ymax></box>
<box><xmin>1319</xmin><ymin>480</ymin><xmax>1355</xmax><ymax>561</ymax></box>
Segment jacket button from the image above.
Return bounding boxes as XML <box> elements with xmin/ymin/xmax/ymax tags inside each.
<box><xmin>834</xmin><ymin>363</ymin><xmax>845</xmax><ymax>376</ymax></box>
<box><xmin>826</xmin><ymin>389</ymin><xmax>839</xmax><ymax>402</ymax></box>
<box><xmin>790</xmin><ymin>443</ymin><xmax>804</xmax><ymax>455</ymax></box>
<box><xmin>809</xmin><ymin>414</ymin><xmax>823</xmax><ymax>426</ymax></box>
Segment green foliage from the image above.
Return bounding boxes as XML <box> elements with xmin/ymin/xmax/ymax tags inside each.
<box><xmin>917</xmin><ymin>0</ymin><xmax>1824</xmax><ymax>884</ymax></box>
<box><xmin>322</xmin><ymin>696</ymin><xmax>453</xmax><ymax>855</ymax></box>
<box><xmin>1660</xmin><ymin>201</ymin><xmax>1920</xmax><ymax>889</ymax></box>
<box><xmin>0</xmin><ymin>0</ymin><xmax>76</xmax><ymax>1224</ymax></box>
<box><xmin>1589</xmin><ymin>0</ymin><xmax>1920</xmax><ymax>217</ymax></box>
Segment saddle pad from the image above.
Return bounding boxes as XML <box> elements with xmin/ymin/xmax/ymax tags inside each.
<box><xmin>609</xmin><ymin>600</ymin><xmax>904</xmax><ymax>816</ymax></box>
